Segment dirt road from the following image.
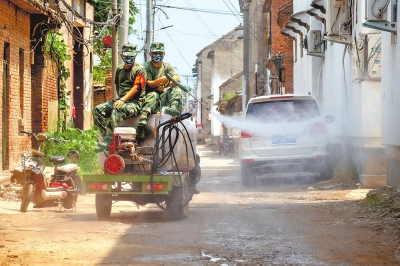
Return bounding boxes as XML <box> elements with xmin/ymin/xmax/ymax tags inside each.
<box><xmin>1</xmin><ymin>143</ymin><xmax>399</xmax><ymax>265</ymax></box>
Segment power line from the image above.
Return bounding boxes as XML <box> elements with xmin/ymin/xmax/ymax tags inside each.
<box><xmin>184</xmin><ymin>0</ymin><xmax>243</xmax><ymax>63</ymax></box>
<box><xmin>222</xmin><ymin>0</ymin><xmax>242</xmax><ymax>22</ymax></box>
<box><xmin>157</xmin><ymin>4</ymin><xmax>242</xmax><ymax>16</ymax></box>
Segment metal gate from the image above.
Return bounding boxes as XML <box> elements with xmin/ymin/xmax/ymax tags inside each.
<box><xmin>2</xmin><ymin>60</ymin><xmax>8</xmax><ymax>170</ymax></box>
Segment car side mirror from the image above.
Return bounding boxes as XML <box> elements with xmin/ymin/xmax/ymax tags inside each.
<box><xmin>325</xmin><ymin>115</ymin><xmax>335</xmax><ymax>124</ymax></box>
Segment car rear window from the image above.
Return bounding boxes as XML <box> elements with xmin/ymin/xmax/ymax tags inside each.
<box><xmin>246</xmin><ymin>99</ymin><xmax>320</xmax><ymax>123</ymax></box>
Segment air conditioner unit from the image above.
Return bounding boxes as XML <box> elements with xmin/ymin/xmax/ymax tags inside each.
<box><xmin>362</xmin><ymin>0</ymin><xmax>397</xmax><ymax>33</ymax></box>
<box><xmin>307</xmin><ymin>30</ymin><xmax>325</xmax><ymax>57</ymax></box>
<box><xmin>365</xmin><ymin>0</ymin><xmax>389</xmax><ymax>21</ymax></box>
<box><xmin>325</xmin><ymin>0</ymin><xmax>351</xmax><ymax>36</ymax></box>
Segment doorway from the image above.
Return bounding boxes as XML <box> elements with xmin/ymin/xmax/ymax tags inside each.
<box><xmin>73</xmin><ymin>27</ymin><xmax>84</xmax><ymax>129</ymax></box>
<box><xmin>2</xmin><ymin>43</ymin><xmax>10</xmax><ymax>170</ymax></box>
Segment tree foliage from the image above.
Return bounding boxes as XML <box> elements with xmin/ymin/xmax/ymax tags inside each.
<box><xmin>87</xmin><ymin>0</ymin><xmax>139</xmax><ymax>84</ymax></box>
<box><xmin>87</xmin><ymin>0</ymin><xmax>139</xmax><ymax>55</ymax></box>
<box><xmin>45</xmin><ymin>126</ymin><xmax>101</xmax><ymax>174</ymax></box>
<box><xmin>44</xmin><ymin>32</ymin><xmax>72</xmax><ymax>132</ymax></box>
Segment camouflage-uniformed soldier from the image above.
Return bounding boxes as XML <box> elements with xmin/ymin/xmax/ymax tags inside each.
<box><xmin>93</xmin><ymin>43</ymin><xmax>146</xmax><ymax>152</ymax></box>
<box><xmin>136</xmin><ymin>42</ymin><xmax>182</xmax><ymax>138</ymax></box>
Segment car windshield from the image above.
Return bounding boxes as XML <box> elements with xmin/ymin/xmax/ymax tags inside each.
<box><xmin>246</xmin><ymin>99</ymin><xmax>320</xmax><ymax>123</ymax></box>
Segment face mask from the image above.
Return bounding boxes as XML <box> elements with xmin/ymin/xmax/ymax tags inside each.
<box><xmin>152</xmin><ymin>54</ymin><xmax>164</xmax><ymax>63</ymax></box>
<box><xmin>123</xmin><ymin>56</ymin><xmax>135</xmax><ymax>65</ymax></box>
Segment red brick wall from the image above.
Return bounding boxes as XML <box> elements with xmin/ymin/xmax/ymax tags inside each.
<box><xmin>93</xmin><ymin>70</ymin><xmax>113</xmax><ymax>111</ymax></box>
<box><xmin>94</xmin><ymin>89</ymin><xmax>107</xmax><ymax>107</ymax></box>
<box><xmin>0</xmin><ymin>0</ymin><xmax>32</xmax><ymax>170</ymax></box>
<box><xmin>272</xmin><ymin>0</ymin><xmax>294</xmax><ymax>93</ymax></box>
<box><xmin>105</xmin><ymin>69</ymin><xmax>113</xmax><ymax>101</ymax></box>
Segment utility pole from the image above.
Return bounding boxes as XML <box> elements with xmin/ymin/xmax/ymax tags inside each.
<box><xmin>181</xmin><ymin>74</ymin><xmax>192</xmax><ymax>112</ymax></box>
<box><xmin>111</xmin><ymin>0</ymin><xmax>118</xmax><ymax>99</ymax></box>
<box><xmin>119</xmin><ymin>0</ymin><xmax>129</xmax><ymax>65</ymax></box>
<box><xmin>196</xmin><ymin>63</ymin><xmax>202</xmax><ymax>123</ymax></box>
<box><xmin>242</xmin><ymin>1</ymin><xmax>250</xmax><ymax>106</ymax></box>
<box><xmin>145</xmin><ymin>0</ymin><xmax>153</xmax><ymax>62</ymax></box>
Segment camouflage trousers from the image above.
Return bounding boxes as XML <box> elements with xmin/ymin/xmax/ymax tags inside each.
<box><xmin>141</xmin><ymin>85</ymin><xmax>183</xmax><ymax>116</ymax></box>
<box><xmin>93</xmin><ymin>100</ymin><xmax>141</xmax><ymax>140</ymax></box>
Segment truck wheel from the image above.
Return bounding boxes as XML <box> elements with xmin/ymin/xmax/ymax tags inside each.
<box><xmin>241</xmin><ymin>167</ymin><xmax>256</xmax><ymax>186</ymax></box>
<box><xmin>20</xmin><ymin>183</ymin><xmax>34</xmax><ymax>212</ymax></box>
<box><xmin>95</xmin><ymin>194</ymin><xmax>112</xmax><ymax>220</ymax></box>
<box><xmin>166</xmin><ymin>179</ymin><xmax>189</xmax><ymax>220</ymax></box>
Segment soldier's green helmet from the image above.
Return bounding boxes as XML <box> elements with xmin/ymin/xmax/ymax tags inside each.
<box><xmin>150</xmin><ymin>42</ymin><xmax>165</xmax><ymax>53</ymax></box>
<box><xmin>121</xmin><ymin>43</ymin><xmax>139</xmax><ymax>56</ymax></box>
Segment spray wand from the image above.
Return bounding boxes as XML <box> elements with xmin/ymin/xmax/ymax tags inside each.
<box><xmin>166</xmin><ymin>73</ymin><xmax>209</xmax><ymax>110</ymax></box>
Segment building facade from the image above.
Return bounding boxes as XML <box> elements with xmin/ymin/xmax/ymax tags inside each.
<box><xmin>195</xmin><ymin>29</ymin><xmax>243</xmax><ymax>142</ymax></box>
<box><xmin>0</xmin><ymin>0</ymin><xmax>94</xmax><ymax>172</ymax></box>
<box><xmin>284</xmin><ymin>0</ymin><xmax>385</xmax><ymax>187</ymax></box>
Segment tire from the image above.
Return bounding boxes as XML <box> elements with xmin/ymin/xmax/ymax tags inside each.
<box><xmin>95</xmin><ymin>194</ymin><xmax>112</xmax><ymax>220</ymax></box>
<box><xmin>189</xmin><ymin>155</ymin><xmax>201</xmax><ymax>184</ymax></box>
<box><xmin>166</xmin><ymin>179</ymin><xmax>189</xmax><ymax>220</ymax></box>
<box><xmin>241</xmin><ymin>167</ymin><xmax>256</xmax><ymax>186</ymax></box>
<box><xmin>189</xmin><ymin>154</ymin><xmax>201</xmax><ymax>193</ymax></box>
<box><xmin>223</xmin><ymin>149</ymin><xmax>229</xmax><ymax>156</ymax></box>
<box><xmin>319</xmin><ymin>163</ymin><xmax>333</xmax><ymax>181</ymax></box>
<box><xmin>62</xmin><ymin>193</ymin><xmax>78</xmax><ymax>209</ymax></box>
<box><xmin>72</xmin><ymin>175</ymin><xmax>84</xmax><ymax>195</ymax></box>
<box><xmin>20</xmin><ymin>183</ymin><xmax>34</xmax><ymax>212</ymax></box>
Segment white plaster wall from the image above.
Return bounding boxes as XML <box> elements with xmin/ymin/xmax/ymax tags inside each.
<box><xmin>381</xmin><ymin>29</ymin><xmax>400</xmax><ymax>146</ymax></box>
<box><xmin>320</xmin><ymin>41</ymin><xmax>349</xmax><ymax>138</ymax></box>
<box><xmin>292</xmin><ymin>0</ymin><xmax>383</xmax><ymax>146</ymax></box>
<box><xmin>293</xmin><ymin>1</ymin><xmax>324</xmax><ymax>97</ymax></box>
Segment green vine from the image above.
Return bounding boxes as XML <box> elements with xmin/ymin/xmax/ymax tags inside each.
<box><xmin>45</xmin><ymin>126</ymin><xmax>101</xmax><ymax>174</ymax></box>
<box><xmin>44</xmin><ymin>32</ymin><xmax>71</xmax><ymax>132</ymax></box>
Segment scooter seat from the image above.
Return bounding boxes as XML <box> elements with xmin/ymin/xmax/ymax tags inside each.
<box><xmin>57</xmin><ymin>164</ymin><xmax>80</xmax><ymax>173</ymax></box>
<box><xmin>50</xmin><ymin>156</ymin><xmax>66</xmax><ymax>164</ymax></box>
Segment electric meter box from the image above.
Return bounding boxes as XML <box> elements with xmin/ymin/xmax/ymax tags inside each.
<box><xmin>365</xmin><ymin>0</ymin><xmax>389</xmax><ymax>21</ymax></box>
<box><xmin>307</xmin><ymin>30</ymin><xmax>324</xmax><ymax>57</ymax></box>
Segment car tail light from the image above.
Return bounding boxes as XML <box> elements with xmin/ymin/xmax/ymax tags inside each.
<box><xmin>242</xmin><ymin>159</ymin><xmax>254</xmax><ymax>163</ymax></box>
<box><xmin>241</xmin><ymin>131</ymin><xmax>254</xmax><ymax>138</ymax></box>
<box><xmin>145</xmin><ymin>183</ymin><xmax>165</xmax><ymax>191</ymax></box>
<box><xmin>89</xmin><ymin>183</ymin><xmax>108</xmax><ymax>191</ymax></box>
<box><xmin>305</xmin><ymin>122</ymin><xmax>327</xmax><ymax>134</ymax></box>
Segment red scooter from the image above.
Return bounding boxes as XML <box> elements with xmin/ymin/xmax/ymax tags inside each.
<box><xmin>18</xmin><ymin>130</ymin><xmax>81</xmax><ymax>212</ymax></box>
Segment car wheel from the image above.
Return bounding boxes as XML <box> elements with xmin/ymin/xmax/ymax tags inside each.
<box><xmin>241</xmin><ymin>167</ymin><xmax>256</xmax><ymax>186</ymax></box>
<box><xmin>319</xmin><ymin>163</ymin><xmax>333</xmax><ymax>181</ymax></box>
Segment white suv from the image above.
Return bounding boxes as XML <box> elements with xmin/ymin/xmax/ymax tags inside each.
<box><xmin>239</xmin><ymin>94</ymin><xmax>335</xmax><ymax>185</ymax></box>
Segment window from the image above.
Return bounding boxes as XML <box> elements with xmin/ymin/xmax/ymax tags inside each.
<box><xmin>246</xmin><ymin>99</ymin><xmax>320</xmax><ymax>123</ymax></box>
